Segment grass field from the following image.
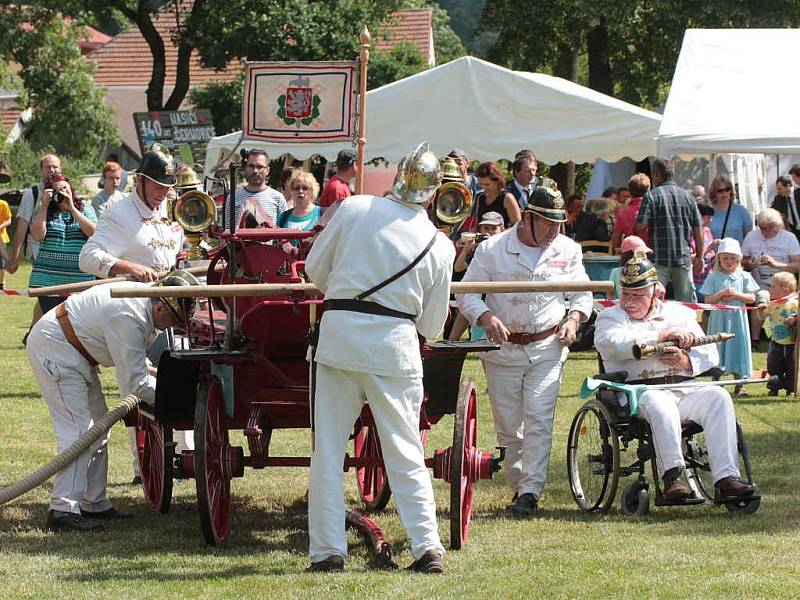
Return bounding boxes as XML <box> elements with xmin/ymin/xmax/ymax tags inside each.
<box><xmin>1</xmin><ymin>262</ymin><xmax>799</xmax><ymax>599</ymax></box>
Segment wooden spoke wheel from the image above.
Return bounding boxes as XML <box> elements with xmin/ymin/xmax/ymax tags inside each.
<box><xmin>353</xmin><ymin>416</ymin><xmax>392</xmax><ymax>512</ymax></box>
<box><xmin>450</xmin><ymin>378</ymin><xmax>478</xmax><ymax>550</ymax></box>
<box><xmin>195</xmin><ymin>377</ymin><xmax>233</xmax><ymax>545</ymax></box>
<box><xmin>136</xmin><ymin>412</ymin><xmax>174</xmax><ymax>514</ymax></box>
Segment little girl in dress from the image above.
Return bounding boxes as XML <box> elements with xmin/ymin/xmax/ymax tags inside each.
<box><xmin>700</xmin><ymin>238</ymin><xmax>760</xmax><ymax>395</ymax></box>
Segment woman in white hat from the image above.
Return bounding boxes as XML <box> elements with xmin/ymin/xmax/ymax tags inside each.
<box><xmin>700</xmin><ymin>237</ymin><xmax>760</xmax><ymax>394</ymax></box>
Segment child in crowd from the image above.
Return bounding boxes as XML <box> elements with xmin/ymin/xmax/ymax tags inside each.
<box><xmin>448</xmin><ymin>211</ymin><xmax>504</xmax><ymax>340</ymax></box>
<box><xmin>0</xmin><ymin>197</ymin><xmax>10</xmax><ymax>290</ymax></box>
<box><xmin>758</xmin><ymin>271</ymin><xmax>798</xmax><ymax>396</ymax></box>
<box><xmin>700</xmin><ymin>238</ymin><xmax>759</xmax><ymax>395</ymax></box>
<box><xmin>692</xmin><ymin>203</ymin><xmax>717</xmax><ymax>302</ymax></box>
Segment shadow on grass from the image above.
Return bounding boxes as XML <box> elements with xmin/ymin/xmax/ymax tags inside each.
<box><xmin>0</xmin><ymin>495</ymin><xmax>311</xmax><ymax>560</ymax></box>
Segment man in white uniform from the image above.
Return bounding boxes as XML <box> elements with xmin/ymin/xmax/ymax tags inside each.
<box><xmin>80</xmin><ymin>144</ymin><xmax>183</xmax><ymax>282</ymax></box>
<box><xmin>304</xmin><ymin>143</ymin><xmax>454</xmax><ymax>574</ymax></box>
<box><xmin>456</xmin><ymin>187</ymin><xmax>592</xmax><ymax>517</ymax></box>
<box><xmin>26</xmin><ymin>273</ymin><xmax>197</xmax><ymax>532</ymax></box>
<box><xmin>79</xmin><ymin>144</ymin><xmax>189</xmax><ymax>483</ymax></box>
<box><xmin>594</xmin><ymin>254</ymin><xmax>756</xmax><ymax>501</ymax></box>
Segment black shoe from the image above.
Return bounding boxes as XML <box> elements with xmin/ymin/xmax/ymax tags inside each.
<box><xmin>407</xmin><ymin>549</ymin><xmax>444</xmax><ymax>574</ymax></box>
<box><xmin>509</xmin><ymin>492</ymin><xmax>538</xmax><ymax>517</ymax></box>
<box><xmin>130</xmin><ymin>476</ymin><xmax>142</xmax><ymax>485</ymax></box>
<box><xmin>81</xmin><ymin>507</ymin><xmax>131</xmax><ymax>520</ymax></box>
<box><xmin>46</xmin><ymin>510</ymin><xmax>104</xmax><ymax>533</ymax></box>
<box><xmin>768</xmin><ymin>388</ymin><xmax>779</xmax><ymax>397</ymax></box>
<box><xmin>306</xmin><ymin>555</ymin><xmax>345</xmax><ymax>573</ymax></box>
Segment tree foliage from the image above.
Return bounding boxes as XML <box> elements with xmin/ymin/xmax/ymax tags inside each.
<box><xmin>187</xmin><ymin>0</ymin><xmax>403</xmax><ymax>71</ymax></box>
<box><xmin>190</xmin><ymin>0</ymin><xmax>463</xmax><ymax>135</ymax></box>
<box><xmin>0</xmin><ymin>6</ymin><xmax>117</xmax><ymax>163</ymax></box>
<box><xmin>482</xmin><ymin>0</ymin><xmax>800</xmax><ymax>109</ymax></box>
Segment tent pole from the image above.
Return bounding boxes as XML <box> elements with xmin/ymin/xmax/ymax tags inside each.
<box><xmin>356</xmin><ymin>26</ymin><xmax>371</xmax><ymax>195</ymax></box>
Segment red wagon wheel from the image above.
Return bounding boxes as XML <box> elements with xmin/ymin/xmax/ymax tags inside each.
<box><xmin>353</xmin><ymin>419</ymin><xmax>392</xmax><ymax>512</ymax></box>
<box><xmin>195</xmin><ymin>377</ymin><xmax>232</xmax><ymax>545</ymax></box>
<box><xmin>450</xmin><ymin>378</ymin><xmax>478</xmax><ymax>550</ymax></box>
<box><xmin>135</xmin><ymin>411</ymin><xmax>174</xmax><ymax>514</ymax></box>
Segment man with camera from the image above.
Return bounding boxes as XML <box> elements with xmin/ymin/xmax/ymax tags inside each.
<box><xmin>456</xmin><ymin>188</ymin><xmax>592</xmax><ymax>516</ymax></box>
<box><xmin>452</xmin><ymin>211</ymin><xmax>505</xmax><ymax>280</ymax></box>
<box><xmin>5</xmin><ymin>154</ymin><xmax>61</xmax><ymax>276</ymax></box>
<box><xmin>5</xmin><ymin>154</ymin><xmax>62</xmax><ymax>339</ymax></box>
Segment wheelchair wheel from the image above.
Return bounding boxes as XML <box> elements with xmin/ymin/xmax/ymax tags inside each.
<box><xmin>684</xmin><ymin>420</ymin><xmax>758</xmax><ymax>507</ymax></box>
<box><xmin>621</xmin><ymin>482</ymin><xmax>650</xmax><ymax>516</ymax></box>
<box><xmin>683</xmin><ymin>430</ymin><xmax>714</xmax><ymax>501</ymax></box>
<box><xmin>567</xmin><ymin>400</ymin><xmax>620</xmax><ymax>512</ymax></box>
<box><xmin>724</xmin><ymin>420</ymin><xmax>760</xmax><ymax>514</ymax></box>
<box><xmin>724</xmin><ymin>495</ymin><xmax>760</xmax><ymax>514</ymax></box>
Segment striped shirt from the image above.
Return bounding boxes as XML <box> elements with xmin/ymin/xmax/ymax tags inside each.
<box><xmin>636</xmin><ymin>181</ymin><xmax>700</xmax><ymax>267</ymax></box>
<box><xmin>223</xmin><ymin>186</ymin><xmax>287</xmax><ymax>229</ymax></box>
<box><xmin>29</xmin><ymin>205</ymin><xmax>97</xmax><ymax>288</ymax></box>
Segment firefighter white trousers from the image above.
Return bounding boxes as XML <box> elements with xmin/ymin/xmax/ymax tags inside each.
<box><xmin>308</xmin><ymin>363</ymin><xmax>443</xmax><ymax>562</ymax></box>
<box><xmin>482</xmin><ymin>338</ymin><xmax>567</xmax><ymax>499</ymax></box>
<box><xmin>27</xmin><ymin>328</ymin><xmax>113</xmax><ymax>515</ymax></box>
<box><xmin>637</xmin><ymin>386</ymin><xmax>741</xmax><ymax>483</ymax></box>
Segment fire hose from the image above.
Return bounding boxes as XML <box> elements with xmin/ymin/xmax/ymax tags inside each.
<box><xmin>0</xmin><ymin>394</ymin><xmax>141</xmax><ymax>506</ymax></box>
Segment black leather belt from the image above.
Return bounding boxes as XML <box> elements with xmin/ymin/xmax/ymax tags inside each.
<box><xmin>322</xmin><ymin>299</ymin><xmax>416</xmax><ymax>321</ymax></box>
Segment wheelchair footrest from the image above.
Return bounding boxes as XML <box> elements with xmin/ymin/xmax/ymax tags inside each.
<box><xmin>714</xmin><ymin>485</ymin><xmax>761</xmax><ymax>505</ymax></box>
<box><xmin>654</xmin><ymin>495</ymin><xmax>706</xmax><ymax>507</ymax></box>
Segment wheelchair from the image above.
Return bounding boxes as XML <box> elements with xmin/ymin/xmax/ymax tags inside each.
<box><xmin>566</xmin><ymin>370</ymin><xmax>761</xmax><ymax>516</ymax></box>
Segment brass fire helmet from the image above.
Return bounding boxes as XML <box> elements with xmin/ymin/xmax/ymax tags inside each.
<box><xmin>154</xmin><ymin>269</ymin><xmax>200</xmax><ymax>325</ymax></box>
<box><xmin>434</xmin><ymin>157</ymin><xmax>473</xmax><ymax>224</ymax></box>
<box><xmin>390</xmin><ymin>141</ymin><xmax>443</xmax><ymax>205</ymax></box>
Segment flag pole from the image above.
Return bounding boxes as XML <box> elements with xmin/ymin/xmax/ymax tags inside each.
<box><xmin>355</xmin><ymin>26</ymin><xmax>371</xmax><ymax>194</ymax></box>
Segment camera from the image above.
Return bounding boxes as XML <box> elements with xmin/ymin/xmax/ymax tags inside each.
<box><xmin>52</xmin><ymin>189</ymin><xmax>65</xmax><ymax>204</ymax></box>
<box><xmin>475</xmin><ymin>233</ymin><xmax>489</xmax><ymax>244</ymax></box>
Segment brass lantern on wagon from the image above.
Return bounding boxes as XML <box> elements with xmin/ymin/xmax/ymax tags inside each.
<box><xmin>173</xmin><ymin>168</ymin><xmax>217</xmax><ymax>261</ymax></box>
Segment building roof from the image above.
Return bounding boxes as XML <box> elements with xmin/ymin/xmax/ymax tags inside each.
<box><xmin>0</xmin><ymin>107</ymin><xmax>22</xmax><ymax>131</ymax></box>
<box><xmin>88</xmin><ymin>1</ymin><xmax>239</xmax><ymax>86</ymax></box>
<box><xmin>79</xmin><ymin>25</ymin><xmax>111</xmax><ymax>55</ymax></box>
<box><xmin>374</xmin><ymin>8</ymin><xmax>435</xmax><ymax>66</ymax></box>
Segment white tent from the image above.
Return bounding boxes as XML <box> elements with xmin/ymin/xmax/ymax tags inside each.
<box><xmin>204</xmin><ymin>56</ymin><xmax>661</xmax><ymax>173</ymax></box>
<box><xmin>657</xmin><ymin>29</ymin><xmax>800</xmax><ymax>156</ymax></box>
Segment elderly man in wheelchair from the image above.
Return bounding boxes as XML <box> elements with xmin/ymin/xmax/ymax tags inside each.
<box><xmin>571</xmin><ymin>253</ymin><xmax>759</xmax><ymax>515</ymax></box>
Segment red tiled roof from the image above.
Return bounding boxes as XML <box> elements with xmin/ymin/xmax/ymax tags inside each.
<box><xmin>88</xmin><ymin>1</ymin><xmax>239</xmax><ymax>86</ymax></box>
<box><xmin>374</xmin><ymin>8</ymin><xmax>433</xmax><ymax>63</ymax></box>
<box><xmin>80</xmin><ymin>27</ymin><xmax>111</xmax><ymax>55</ymax></box>
<box><xmin>1</xmin><ymin>107</ymin><xmax>22</xmax><ymax>131</ymax></box>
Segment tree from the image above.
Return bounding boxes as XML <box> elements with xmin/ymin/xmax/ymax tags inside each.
<box><xmin>480</xmin><ymin>0</ymin><xmax>800</xmax><ymax>194</ymax></box>
<box><xmin>0</xmin><ymin>7</ymin><xmax>117</xmax><ymax>162</ymax></box>
<box><xmin>191</xmin><ymin>0</ymin><xmax>463</xmax><ymax>135</ymax></box>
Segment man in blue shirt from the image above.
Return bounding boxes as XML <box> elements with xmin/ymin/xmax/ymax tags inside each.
<box><xmin>634</xmin><ymin>158</ymin><xmax>704</xmax><ymax>301</ymax></box>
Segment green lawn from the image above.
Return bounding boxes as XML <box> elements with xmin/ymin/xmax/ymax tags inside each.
<box><xmin>1</xmin><ymin>262</ymin><xmax>799</xmax><ymax>599</ymax></box>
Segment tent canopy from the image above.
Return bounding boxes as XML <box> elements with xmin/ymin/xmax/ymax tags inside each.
<box><xmin>658</xmin><ymin>29</ymin><xmax>800</xmax><ymax>157</ymax></box>
<box><xmin>204</xmin><ymin>56</ymin><xmax>660</xmax><ymax>172</ymax></box>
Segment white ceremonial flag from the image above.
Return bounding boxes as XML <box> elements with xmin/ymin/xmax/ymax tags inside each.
<box><xmin>242</xmin><ymin>61</ymin><xmax>358</xmax><ymax>143</ymax></box>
